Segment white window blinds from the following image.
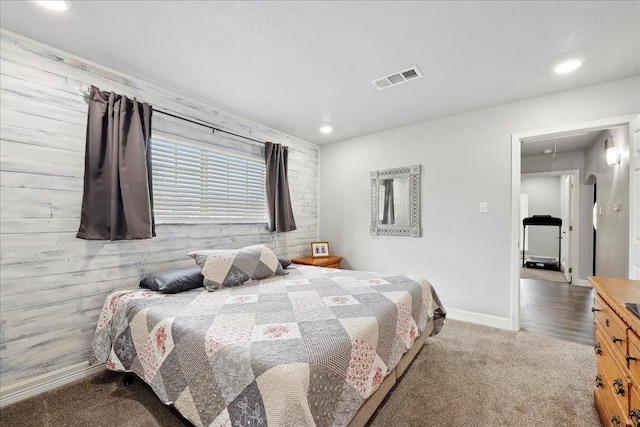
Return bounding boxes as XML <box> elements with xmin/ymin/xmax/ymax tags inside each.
<box><xmin>151</xmin><ymin>138</ymin><xmax>267</xmax><ymax>222</ymax></box>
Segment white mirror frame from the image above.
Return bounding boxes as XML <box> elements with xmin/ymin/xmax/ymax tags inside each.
<box><xmin>370</xmin><ymin>164</ymin><xmax>421</xmax><ymax>237</ymax></box>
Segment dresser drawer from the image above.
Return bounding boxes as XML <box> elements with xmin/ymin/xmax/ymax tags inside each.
<box><xmin>596</xmin><ymin>325</ymin><xmax>621</xmax><ymax>373</ymax></box>
<box><xmin>596</xmin><ymin>386</ymin><xmax>630</xmax><ymax>427</ymax></box>
<box><xmin>596</xmin><ymin>320</ymin><xmax>627</xmax><ymax>374</ymax></box>
<box><xmin>596</xmin><ymin>322</ymin><xmax>630</xmax><ymax>417</ymax></box>
<box><xmin>631</xmin><ymin>386</ymin><xmax>640</xmax><ymax>426</ymax></box>
<box><xmin>595</xmin><ymin>294</ymin><xmax>629</xmax><ymax>358</ymax></box>
<box><xmin>629</xmin><ymin>329</ymin><xmax>640</xmax><ymax>382</ymax></box>
<box><xmin>607</xmin><ymin>374</ymin><xmax>630</xmax><ymax>426</ymax></box>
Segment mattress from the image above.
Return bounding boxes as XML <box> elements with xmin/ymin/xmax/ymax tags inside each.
<box><xmin>90</xmin><ymin>265</ymin><xmax>446</xmax><ymax>426</ymax></box>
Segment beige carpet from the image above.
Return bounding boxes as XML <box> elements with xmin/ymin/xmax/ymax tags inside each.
<box><xmin>0</xmin><ymin>320</ymin><xmax>599</xmax><ymax>427</ymax></box>
<box><xmin>521</xmin><ymin>267</ymin><xmax>569</xmax><ymax>284</ymax></box>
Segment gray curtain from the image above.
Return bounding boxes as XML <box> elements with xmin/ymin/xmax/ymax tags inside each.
<box><xmin>382</xmin><ymin>179</ymin><xmax>395</xmax><ymax>225</ymax></box>
<box><xmin>77</xmin><ymin>86</ymin><xmax>155</xmax><ymax>240</ymax></box>
<box><xmin>265</xmin><ymin>141</ymin><xmax>297</xmax><ymax>232</ymax></box>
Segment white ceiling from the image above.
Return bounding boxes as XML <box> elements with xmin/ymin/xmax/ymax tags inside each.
<box><xmin>520</xmin><ymin>130</ymin><xmax>604</xmax><ymax>157</ymax></box>
<box><xmin>1</xmin><ymin>1</ymin><xmax>638</xmax><ymax>145</ymax></box>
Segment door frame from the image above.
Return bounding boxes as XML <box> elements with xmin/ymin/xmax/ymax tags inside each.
<box><xmin>510</xmin><ymin>114</ymin><xmax>637</xmax><ymax>331</ymax></box>
<box><xmin>562</xmin><ymin>173</ymin><xmax>575</xmax><ymax>283</ymax></box>
<box><xmin>521</xmin><ymin>169</ymin><xmax>580</xmax><ymax>283</ymax></box>
<box><xmin>629</xmin><ymin>115</ymin><xmax>640</xmax><ymax>279</ymax></box>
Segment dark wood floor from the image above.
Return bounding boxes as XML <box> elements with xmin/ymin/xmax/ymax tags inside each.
<box><xmin>520</xmin><ymin>278</ymin><xmax>595</xmax><ymax>346</ymax></box>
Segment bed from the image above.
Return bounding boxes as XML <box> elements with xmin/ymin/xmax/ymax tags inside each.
<box><xmin>91</xmin><ymin>264</ymin><xmax>445</xmax><ymax>426</ymax></box>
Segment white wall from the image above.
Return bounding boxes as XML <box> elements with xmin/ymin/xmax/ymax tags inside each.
<box><xmin>522</xmin><ymin>151</ymin><xmax>593</xmax><ymax>280</ymax></box>
<box><xmin>585</xmin><ymin>128</ymin><xmax>630</xmax><ymax>277</ymax></box>
<box><xmin>319</xmin><ymin>76</ymin><xmax>639</xmax><ymax>322</ymax></box>
<box><xmin>520</xmin><ymin>176</ymin><xmax>561</xmax><ymax>258</ymax></box>
<box><xmin>0</xmin><ymin>32</ymin><xmax>318</xmax><ymax>391</ymax></box>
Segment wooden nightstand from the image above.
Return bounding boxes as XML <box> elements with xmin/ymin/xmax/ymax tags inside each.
<box><xmin>291</xmin><ymin>256</ymin><xmax>343</xmax><ymax>269</ymax></box>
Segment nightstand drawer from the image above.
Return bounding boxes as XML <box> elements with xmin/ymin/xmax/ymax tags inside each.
<box><xmin>292</xmin><ymin>256</ymin><xmax>343</xmax><ymax>269</ymax></box>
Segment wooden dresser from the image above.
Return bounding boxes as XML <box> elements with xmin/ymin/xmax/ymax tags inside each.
<box><xmin>291</xmin><ymin>255</ymin><xmax>343</xmax><ymax>269</ymax></box>
<box><xmin>590</xmin><ymin>276</ymin><xmax>640</xmax><ymax>427</ymax></box>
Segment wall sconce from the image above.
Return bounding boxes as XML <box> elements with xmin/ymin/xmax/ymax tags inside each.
<box><xmin>604</xmin><ymin>137</ymin><xmax>620</xmax><ymax>165</ymax></box>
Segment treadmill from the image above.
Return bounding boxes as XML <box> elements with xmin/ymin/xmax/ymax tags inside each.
<box><xmin>522</xmin><ymin>215</ymin><xmax>562</xmax><ymax>271</ymax></box>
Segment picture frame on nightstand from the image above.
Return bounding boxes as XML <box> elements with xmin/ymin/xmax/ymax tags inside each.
<box><xmin>310</xmin><ymin>241</ymin><xmax>330</xmax><ymax>257</ymax></box>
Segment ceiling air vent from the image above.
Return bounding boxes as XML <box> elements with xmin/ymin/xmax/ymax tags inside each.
<box><xmin>371</xmin><ymin>66</ymin><xmax>422</xmax><ymax>90</ymax></box>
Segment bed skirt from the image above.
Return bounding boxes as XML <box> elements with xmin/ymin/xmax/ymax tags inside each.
<box><xmin>347</xmin><ymin>317</ymin><xmax>434</xmax><ymax>427</ymax></box>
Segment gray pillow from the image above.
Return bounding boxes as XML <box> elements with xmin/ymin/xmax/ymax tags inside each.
<box><xmin>277</xmin><ymin>256</ymin><xmax>292</xmax><ymax>269</ymax></box>
<box><xmin>188</xmin><ymin>245</ymin><xmax>285</xmax><ymax>291</ymax></box>
<box><xmin>139</xmin><ymin>267</ymin><xmax>204</xmax><ymax>294</ymax></box>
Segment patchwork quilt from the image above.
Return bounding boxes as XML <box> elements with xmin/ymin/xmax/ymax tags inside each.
<box><xmin>91</xmin><ymin>265</ymin><xmax>446</xmax><ymax>427</ymax></box>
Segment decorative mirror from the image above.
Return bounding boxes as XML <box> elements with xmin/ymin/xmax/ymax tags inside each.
<box><xmin>370</xmin><ymin>165</ymin><xmax>421</xmax><ymax>237</ymax></box>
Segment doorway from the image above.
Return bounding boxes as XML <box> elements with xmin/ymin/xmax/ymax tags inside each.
<box><xmin>588</xmin><ymin>178</ymin><xmax>598</xmax><ymax>276</ymax></box>
<box><xmin>520</xmin><ymin>170</ymin><xmax>578</xmax><ymax>285</ymax></box>
<box><xmin>510</xmin><ymin>115</ymin><xmax>637</xmax><ymax>334</ymax></box>
<box><xmin>519</xmin><ymin>168</ymin><xmax>589</xmax><ymax>344</ymax></box>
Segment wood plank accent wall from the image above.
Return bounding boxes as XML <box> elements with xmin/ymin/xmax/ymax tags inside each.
<box><xmin>0</xmin><ymin>31</ymin><xmax>319</xmax><ymax>388</ymax></box>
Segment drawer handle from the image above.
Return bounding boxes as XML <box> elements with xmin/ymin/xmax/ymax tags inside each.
<box><xmin>611</xmin><ymin>414</ymin><xmax>621</xmax><ymax>427</ymax></box>
<box><xmin>630</xmin><ymin>409</ymin><xmax>640</xmax><ymax>425</ymax></box>
<box><xmin>595</xmin><ymin>374</ymin><xmax>604</xmax><ymax>388</ymax></box>
<box><xmin>592</xmin><ymin>307</ymin><xmax>601</xmax><ymax>313</ymax></box>
<box><xmin>613</xmin><ymin>378</ymin><xmax>625</xmax><ymax>396</ymax></box>
<box><xmin>594</xmin><ymin>343</ymin><xmax>603</xmax><ymax>355</ymax></box>
<box><xmin>627</xmin><ymin>354</ymin><xmax>638</xmax><ymax>363</ymax></box>
<box><xmin>612</xmin><ymin>336</ymin><xmax>623</xmax><ymax>344</ymax></box>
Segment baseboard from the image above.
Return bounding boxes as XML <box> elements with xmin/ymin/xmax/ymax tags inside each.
<box><xmin>446</xmin><ymin>308</ymin><xmax>513</xmax><ymax>330</ymax></box>
<box><xmin>574</xmin><ymin>279</ymin><xmax>592</xmax><ymax>288</ymax></box>
<box><xmin>0</xmin><ymin>361</ymin><xmax>105</xmax><ymax>408</ymax></box>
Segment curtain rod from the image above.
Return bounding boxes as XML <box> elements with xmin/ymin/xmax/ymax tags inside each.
<box><xmin>154</xmin><ymin>108</ymin><xmax>266</xmax><ymax>146</ymax></box>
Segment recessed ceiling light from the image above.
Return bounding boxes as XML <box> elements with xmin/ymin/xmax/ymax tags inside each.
<box><xmin>319</xmin><ymin>125</ymin><xmax>333</xmax><ymax>134</ymax></box>
<box><xmin>553</xmin><ymin>59</ymin><xmax>583</xmax><ymax>74</ymax></box>
<box><xmin>35</xmin><ymin>1</ymin><xmax>71</xmax><ymax>11</ymax></box>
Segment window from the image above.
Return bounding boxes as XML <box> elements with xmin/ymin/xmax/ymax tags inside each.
<box><xmin>151</xmin><ymin>138</ymin><xmax>267</xmax><ymax>222</ymax></box>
